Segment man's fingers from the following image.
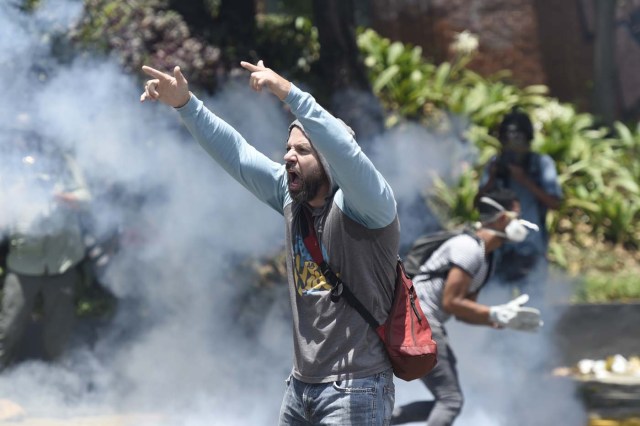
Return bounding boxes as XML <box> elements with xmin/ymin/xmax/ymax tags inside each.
<box><xmin>241</xmin><ymin>60</ymin><xmax>269</xmax><ymax>92</ymax></box>
<box><xmin>149</xmin><ymin>83</ymin><xmax>159</xmax><ymax>98</ymax></box>
<box><xmin>174</xmin><ymin>66</ymin><xmax>188</xmax><ymax>86</ymax></box>
<box><xmin>240</xmin><ymin>61</ymin><xmax>262</xmax><ymax>72</ymax></box>
<box><xmin>250</xmin><ymin>76</ymin><xmax>260</xmax><ymax>92</ymax></box>
<box><xmin>142</xmin><ymin>65</ymin><xmax>170</xmax><ymax>80</ymax></box>
<box><xmin>140</xmin><ymin>65</ymin><xmax>191</xmax><ymax>108</ymax></box>
<box><xmin>144</xmin><ymin>79</ymin><xmax>160</xmax><ymax>99</ymax></box>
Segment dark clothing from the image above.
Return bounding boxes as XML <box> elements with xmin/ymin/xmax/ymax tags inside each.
<box><xmin>0</xmin><ymin>145</ymin><xmax>89</xmax><ymax>369</ymax></box>
<box><xmin>391</xmin><ymin>325</ymin><xmax>463</xmax><ymax>426</ymax></box>
<box><xmin>0</xmin><ymin>268</ymin><xmax>78</xmax><ymax>365</ymax></box>
<box><xmin>479</xmin><ymin>152</ymin><xmax>561</xmax><ymax>292</ymax></box>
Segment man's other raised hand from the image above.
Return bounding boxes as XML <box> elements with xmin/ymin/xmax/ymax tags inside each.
<box><xmin>140</xmin><ymin>65</ymin><xmax>190</xmax><ymax>108</ymax></box>
<box><xmin>240</xmin><ymin>60</ymin><xmax>291</xmax><ymax>101</ymax></box>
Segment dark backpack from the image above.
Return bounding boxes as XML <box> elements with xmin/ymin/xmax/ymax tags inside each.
<box><xmin>403</xmin><ymin>228</ymin><xmax>479</xmax><ymax>279</ymax></box>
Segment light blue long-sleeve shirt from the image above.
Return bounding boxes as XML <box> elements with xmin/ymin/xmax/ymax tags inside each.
<box><xmin>178</xmin><ymin>84</ymin><xmax>400</xmax><ymax>383</ymax></box>
<box><xmin>178</xmin><ymin>84</ymin><xmax>396</xmax><ymax>229</ymax></box>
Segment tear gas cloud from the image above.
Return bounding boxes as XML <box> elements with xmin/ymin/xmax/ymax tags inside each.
<box><xmin>371</xmin><ymin>121</ymin><xmax>477</xmax><ymax>248</ymax></box>
<box><xmin>394</xmin><ymin>277</ymin><xmax>586</xmax><ymax>426</ymax></box>
<box><xmin>1</xmin><ymin>1</ymin><xmax>290</xmax><ymax>423</ymax></box>
<box><xmin>0</xmin><ymin>1</ymin><xmax>586</xmax><ymax>425</ymax></box>
<box><xmin>450</xmin><ymin>280</ymin><xmax>587</xmax><ymax>426</ymax></box>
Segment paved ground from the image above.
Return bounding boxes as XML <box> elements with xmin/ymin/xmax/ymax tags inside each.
<box><xmin>0</xmin><ymin>400</ymin><xmax>162</xmax><ymax>426</ymax></box>
<box><xmin>0</xmin><ymin>414</ymin><xmax>164</xmax><ymax>426</ymax></box>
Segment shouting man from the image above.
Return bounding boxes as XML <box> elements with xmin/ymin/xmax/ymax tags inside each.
<box><xmin>140</xmin><ymin>61</ymin><xmax>399</xmax><ymax>425</ymax></box>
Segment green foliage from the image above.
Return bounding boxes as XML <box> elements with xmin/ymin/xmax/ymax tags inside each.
<box><xmin>357</xmin><ymin>29</ymin><xmax>640</xmax><ymax>301</ymax></box>
<box><xmin>576</xmin><ymin>272</ymin><xmax>640</xmax><ymax>303</ymax></box>
<box><xmin>75</xmin><ymin>0</ymin><xmax>223</xmax><ymax>92</ymax></box>
<box><xmin>74</xmin><ymin>2</ymin><xmax>319</xmax><ymax>93</ymax></box>
<box><xmin>18</xmin><ymin>0</ymin><xmax>41</xmax><ymax>12</ymax></box>
<box><xmin>254</xmin><ymin>14</ymin><xmax>319</xmax><ymax>78</ymax></box>
<box><xmin>267</xmin><ymin>0</ymin><xmax>313</xmax><ymax>19</ymax></box>
<box><xmin>357</xmin><ymin>29</ymin><xmax>545</xmax><ymax>128</ymax></box>
<box><xmin>429</xmin><ymin>170</ymin><xmax>481</xmax><ymax>226</ymax></box>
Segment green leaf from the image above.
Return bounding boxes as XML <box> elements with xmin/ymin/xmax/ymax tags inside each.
<box><xmin>614</xmin><ymin>121</ymin><xmax>636</xmax><ymax>147</ymax></box>
<box><xmin>434</xmin><ymin>62</ymin><xmax>451</xmax><ymax>89</ymax></box>
<box><xmin>387</xmin><ymin>42</ymin><xmax>405</xmax><ymax>65</ymax></box>
<box><xmin>373</xmin><ymin>65</ymin><xmax>400</xmax><ymax>93</ymax></box>
<box><xmin>523</xmin><ymin>85</ymin><xmax>549</xmax><ymax>95</ymax></box>
<box><xmin>463</xmin><ymin>84</ymin><xmax>488</xmax><ymax>114</ymax></box>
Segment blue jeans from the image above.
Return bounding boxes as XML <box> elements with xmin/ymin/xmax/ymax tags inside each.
<box><xmin>279</xmin><ymin>369</ymin><xmax>395</xmax><ymax>425</ymax></box>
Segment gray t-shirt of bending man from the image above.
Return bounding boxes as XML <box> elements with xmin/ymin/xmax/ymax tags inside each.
<box><xmin>413</xmin><ymin>234</ymin><xmax>492</xmax><ymax>328</ymax></box>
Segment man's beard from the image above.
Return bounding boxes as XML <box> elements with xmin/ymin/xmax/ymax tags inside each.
<box><xmin>289</xmin><ymin>166</ymin><xmax>328</xmax><ymax>204</ymax></box>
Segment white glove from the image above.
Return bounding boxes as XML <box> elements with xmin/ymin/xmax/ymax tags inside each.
<box><xmin>489</xmin><ymin>294</ymin><xmax>543</xmax><ymax>332</ymax></box>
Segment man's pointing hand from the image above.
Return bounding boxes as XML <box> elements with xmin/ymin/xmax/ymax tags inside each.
<box><xmin>240</xmin><ymin>60</ymin><xmax>291</xmax><ymax>101</ymax></box>
<box><xmin>140</xmin><ymin>65</ymin><xmax>191</xmax><ymax>108</ymax></box>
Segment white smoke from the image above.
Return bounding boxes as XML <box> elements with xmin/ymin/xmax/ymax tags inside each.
<box><xmin>0</xmin><ymin>1</ymin><xmax>587</xmax><ymax>425</ymax></box>
<box><xmin>0</xmin><ymin>1</ymin><xmax>289</xmax><ymax>424</ymax></box>
<box><xmin>373</xmin><ymin>121</ymin><xmax>476</xmax><ymax>201</ymax></box>
<box><xmin>393</xmin><ymin>272</ymin><xmax>587</xmax><ymax>426</ymax></box>
<box><xmin>371</xmin><ymin>119</ymin><xmax>477</xmax><ymax>250</ymax></box>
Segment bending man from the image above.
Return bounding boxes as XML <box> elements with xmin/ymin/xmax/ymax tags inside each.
<box><xmin>391</xmin><ymin>189</ymin><xmax>542</xmax><ymax>426</ymax></box>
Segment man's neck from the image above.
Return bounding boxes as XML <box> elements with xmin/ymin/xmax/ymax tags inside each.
<box><xmin>307</xmin><ymin>185</ymin><xmax>331</xmax><ymax>208</ymax></box>
<box><xmin>476</xmin><ymin>228</ymin><xmax>503</xmax><ymax>254</ymax></box>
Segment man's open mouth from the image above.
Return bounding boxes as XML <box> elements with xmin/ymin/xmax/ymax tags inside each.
<box><xmin>288</xmin><ymin>170</ymin><xmax>302</xmax><ymax>191</ymax></box>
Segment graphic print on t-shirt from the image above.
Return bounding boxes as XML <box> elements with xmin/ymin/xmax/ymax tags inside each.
<box><xmin>293</xmin><ymin>233</ymin><xmax>331</xmax><ymax>295</ymax></box>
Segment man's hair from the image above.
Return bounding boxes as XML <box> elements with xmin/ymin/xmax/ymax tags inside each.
<box><xmin>476</xmin><ymin>188</ymin><xmax>519</xmax><ymax>222</ymax></box>
<box><xmin>498</xmin><ymin>107</ymin><xmax>534</xmax><ymax>142</ymax></box>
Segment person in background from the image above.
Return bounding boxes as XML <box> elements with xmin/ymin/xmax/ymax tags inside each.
<box><xmin>140</xmin><ymin>60</ymin><xmax>399</xmax><ymax>425</ymax></box>
<box><xmin>476</xmin><ymin>108</ymin><xmax>562</xmax><ymax>299</ymax></box>
<box><xmin>391</xmin><ymin>189</ymin><xmax>542</xmax><ymax>426</ymax></box>
<box><xmin>0</xmin><ymin>130</ymin><xmax>90</xmax><ymax>368</ymax></box>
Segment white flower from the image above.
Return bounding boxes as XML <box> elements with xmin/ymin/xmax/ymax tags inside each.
<box><xmin>532</xmin><ymin>100</ymin><xmax>574</xmax><ymax>125</ymax></box>
<box><xmin>451</xmin><ymin>30</ymin><xmax>479</xmax><ymax>55</ymax></box>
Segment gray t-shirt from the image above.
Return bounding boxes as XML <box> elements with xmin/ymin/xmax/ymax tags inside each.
<box><xmin>284</xmin><ymin>202</ymin><xmax>399</xmax><ymax>383</ymax></box>
<box><xmin>414</xmin><ymin>234</ymin><xmax>491</xmax><ymax>327</ymax></box>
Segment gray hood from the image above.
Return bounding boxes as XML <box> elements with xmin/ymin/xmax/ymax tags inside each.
<box><xmin>288</xmin><ymin>118</ymin><xmax>355</xmax><ymax>198</ymax></box>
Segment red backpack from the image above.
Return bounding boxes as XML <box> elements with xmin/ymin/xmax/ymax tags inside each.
<box><xmin>377</xmin><ymin>259</ymin><xmax>438</xmax><ymax>381</ymax></box>
<box><xmin>302</xmin><ymin>213</ymin><xmax>438</xmax><ymax>381</ymax></box>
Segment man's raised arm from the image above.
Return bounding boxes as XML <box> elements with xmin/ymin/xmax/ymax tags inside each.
<box><xmin>240</xmin><ymin>60</ymin><xmax>396</xmax><ymax>229</ymax></box>
<box><xmin>139</xmin><ymin>65</ymin><xmax>287</xmax><ymax>214</ymax></box>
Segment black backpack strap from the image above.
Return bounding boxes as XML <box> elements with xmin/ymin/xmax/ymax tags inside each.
<box><xmin>420</xmin><ymin>229</ymin><xmax>485</xmax><ymax>284</ymax></box>
<box><xmin>320</xmin><ymin>262</ymin><xmax>380</xmax><ymax>329</ymax></box>
<box><xmin>467</xmin><ymin>230</ymin><xmax>494</xmax><ymax>290</ymax></box>
<box><xmin>417</xmin><ymin>263</ymin><xmax>452</xmax><ymax>281</ymax></box>
<box><xmin>418</xmin><ymin>228</ymin><xmax>476</xmax><ymax>280</ymax></box>
<box><xmin>480</xmin><ymin>252</ymin><xmax>495</xmax><ymax>290</ymax></box>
